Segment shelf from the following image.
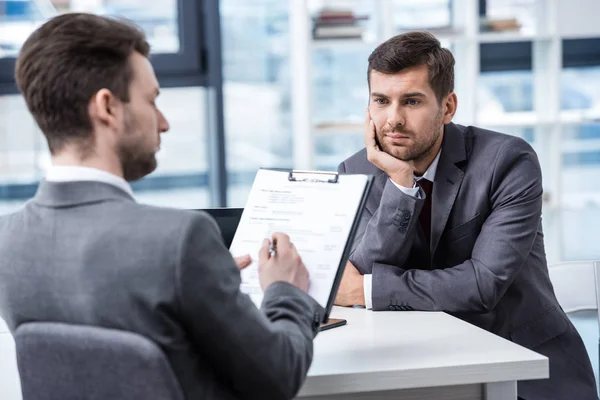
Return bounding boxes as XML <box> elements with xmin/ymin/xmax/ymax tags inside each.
<box><xmin>476</xmin><ymin>31</ymin><xmax>555</xmax><ymax>43</ymax></box>
<box><xmin>476</xmin><ymin>110</ymin><xmax>600</xmax><ymax>127</ymax></box>
<box><xmin>314</xmin><ymin>121</ymin><xmax>362</xmax><ymax>134</ymax></box>
<box><xmin>313</xmin><ymin>111</ymin><xmax>600</xmax><ymax>135</ymax></box>
<box><xmin>310</xmin><ymin>32</ymin><xmax>560</xmax><ymax>51</ymax></box>
<box><xmin>476</xmin><ymin>112</ymin><xmax>549</xmax><ymax>127</ymax></box>
<box><xmin>559</xmin><ymin>110</ymin><xmax>600</xmax><ymax>125</ymax></box>
<box><xmin>394</xmin><ymin>27</ymin><xmax>465</xmax><ymax>43</ymax></box>
<box><xmin>311</xmin><ymin>38</ymin><xmax>378</xmax><ymax>50</ymax></box>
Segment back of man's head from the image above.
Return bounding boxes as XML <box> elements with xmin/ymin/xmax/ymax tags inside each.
<box><xmin>15</xmin><ymin>13</ymin><xmax>150</xmax><ymax>154</ymax></box>
<box><xmin>367</xmin><ymin>31</ymin><xmax>455</xmax><ymax>103</ymax></box>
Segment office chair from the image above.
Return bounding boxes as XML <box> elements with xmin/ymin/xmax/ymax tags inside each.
<box><xmin>14</xmin><ymin>322</ymin><xmax>183</xmax><ymax>400</ymax></box>
<box><xmin>198</xmin><ymin>208</ymin><xmax>244</xmax><ymax>248</ymax></box>
<box><xmin>548</xmin><ymin>260</ymin><xmax>600</xmax><ymax>392</ymax></box>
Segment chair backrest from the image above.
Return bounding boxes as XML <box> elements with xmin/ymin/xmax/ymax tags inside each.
<box><xmin>15</xmin><ymin>322</ymin><xmax>184</xmax><ymax>400</ymax></box>
<box><xmin>548</xmin><ymin>261</ymin><xmax>599</xmax><ymax>314</ymax></box>
<box><xmin>199</xmin><ymin>208</ymin><xmax>244</xmax><ymax>248</ymax></box>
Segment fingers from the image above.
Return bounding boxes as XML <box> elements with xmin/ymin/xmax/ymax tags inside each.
<box><xmin>290</xmin><ymin>242</ymin><xmax>303</xmax><ymax>264</ymax></box>
<box><xmin>290</xmin><ymin>242</ymin><xmax>298</xmax><ymax>256</ymax></box>
<box><xmin>258</xmin><ymin>238</ymin><xmax>271</xmax><ymax>262</ymax></box>
<box><xmin>271</xmin><ymin>232</ymin><xmax>291</xmax><ymax>254</ymax></box>
<box><xmin>234</xmin><ymin>254</ymin><xmax>252</xmax><ymax>270</ymax></box>
<box><xmin>364</xmin><ymin>108</ymin><xmax>379</xmax><ymax>152</ymax></box>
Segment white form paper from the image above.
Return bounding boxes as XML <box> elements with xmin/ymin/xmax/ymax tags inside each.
<box><xmin>229</xmin><ymin>169</ymin><xmax>370</xmax><ymax>308</ymax></box>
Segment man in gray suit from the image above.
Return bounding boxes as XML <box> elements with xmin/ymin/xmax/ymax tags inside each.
<box><xmin>334</xmin><ymin>31</ymin><xmax>597</xmax><ymax>399</ymax></box>
<box><xmin>0</xmin><ymin>13</ymin><xmax>324</xmax><ymax>400</ymax></box>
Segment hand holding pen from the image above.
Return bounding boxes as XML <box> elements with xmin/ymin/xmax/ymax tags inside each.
<box><xmin>258</xmin><ymin>232</ymin><xmax>309</xmax><ymax>293</ymax></box>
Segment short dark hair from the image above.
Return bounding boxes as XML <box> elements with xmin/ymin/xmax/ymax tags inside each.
<box><xmin>367</xmin><ymin>31</ymin><xmax>455</xmax><ymax>103</ymax></box>
<box><xmin>15</xmin><ymin>13</ymin><xmax>150</xmax><ymax>154</ymax></box>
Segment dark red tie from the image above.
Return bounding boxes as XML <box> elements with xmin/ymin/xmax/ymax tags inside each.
<box><xmin>418</xmin><ymin>179</ymin><xmax>433</xmax><ymax>243</ymax></box>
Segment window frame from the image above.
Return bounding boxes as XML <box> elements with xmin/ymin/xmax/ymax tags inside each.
<box><xmin>0</xmin><ymin>0</ymin><xmax>229</xmax><ymax>206</ymax></box>
<box><xmin>0</xmin><ymin>0</ymin><xmax>208</xmax><ymax>93</ymax></box>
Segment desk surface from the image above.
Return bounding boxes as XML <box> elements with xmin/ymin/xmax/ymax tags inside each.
<box><xmin>299</xmin><ymin>307</ymin><xmax>548</xmax><ymax>397</ymax></box>
<box><xmin>0</xmin><ymin>311</ymin><xmax>548</xmax><ymax>399</ymax></box>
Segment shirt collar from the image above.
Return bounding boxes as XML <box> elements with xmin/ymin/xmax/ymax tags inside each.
<box><xmin>45</xmin><ymin>165</ymin><xmax>135</xmax><ymax>198</ymax></box>
<box><xmin>415</xmin><ymin>149</ymin><xmax>441</xmax><ymax>183</ymax></box>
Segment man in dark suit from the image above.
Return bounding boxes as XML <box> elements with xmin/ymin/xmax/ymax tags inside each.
<box><xmin>334</xmin><ymin>31</ymin><xmax>597</xmax><ymax>399</ymax></box>
<box><xmin>0</xmin><ymin>13</ymin><xmax>323</xmax><ymax>400</ymax></box>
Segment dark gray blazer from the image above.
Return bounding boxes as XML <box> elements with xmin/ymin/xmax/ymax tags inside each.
<box><xmin>339</xmin><ymin>123</ymin><xmax>597</xmax><ymax>400</ymax></box>
<box><xmin>0</xmin><ymin>181</ymin><xmax>324</xmax><ymax>400</ymax></box>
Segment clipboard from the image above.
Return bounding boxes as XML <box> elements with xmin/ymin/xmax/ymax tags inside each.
<box><xmin>230</xmin><ymin>168</ymin><xmax>373</xmax><ymax>324</ymax></box>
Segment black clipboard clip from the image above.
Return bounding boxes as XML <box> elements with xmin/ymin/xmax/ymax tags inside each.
<box><xmin>287</xmin><ymin>170</ymin><xmax>339</xmax><ymax>184</ymax></box>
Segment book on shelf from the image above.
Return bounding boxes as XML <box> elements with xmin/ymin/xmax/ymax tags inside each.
<box><xmin>480</xmin><ymin>17</ymin><xmax>521</xmax><ymax>32</ymax></box>
<box><xmin>312</xmin><ymin>7</ymin><xmax>369</xmax><ymax>40</ymax></box>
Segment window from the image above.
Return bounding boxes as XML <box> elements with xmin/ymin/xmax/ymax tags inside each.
<box><xmin>478</xmin><ymin>69</ymin><xmax>533</xmax><ymax>120</ymax></box>
<box><xmin>0</xmin><ymin>0</ymin><xmax>224</xmax><ymax>213</ymax></box>
<box><xmin>0</xmin><ymin>0</ymin><xmax>205</xmax><ymax>93</ymax></box>
<box><xmin>560</xmin><ymin>124</ymin><xmax>600</xmax><ymax>260</ymax></box>
<box><xmin>220</xmin><ymin>0</ymin><xmax>294</xmax><ymax>205</ymax></box>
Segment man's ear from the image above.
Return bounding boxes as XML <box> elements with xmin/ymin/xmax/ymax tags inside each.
<box><xmin>442</xmin><ymin>92</ymin><xmax>457</xmax><ymax>124</ymax></box>
<box><xmin>88</xmin><ymin>89</ymin><xmax>121</xmax><ymax>131</ymax></box>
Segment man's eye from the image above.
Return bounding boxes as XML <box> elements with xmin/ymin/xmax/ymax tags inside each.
<box><xmin>374</xmin><ymin>98</ymin><xmax>387</xmax><ymax>105</ymax></box>
<box><xmin>406</xmin><ymin>99</ymin><xmax>420</xmax><ymax>106</ymax></box>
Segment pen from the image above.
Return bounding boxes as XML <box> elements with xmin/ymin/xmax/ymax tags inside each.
<box><xmin>269</xmin><ymin>238</ymin><xmax>277</xmax><ymax>257</ymax></box>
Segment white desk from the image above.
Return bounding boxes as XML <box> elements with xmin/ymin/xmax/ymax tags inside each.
<box><xmin>0</xmin><ymin>310</ymin><xmax>548</xmax><ymax>400</ymax></box>
<box><xmin>298</xmin><ymin>307</ymin><xmax>548</xmax><ymax>400</ymax></box>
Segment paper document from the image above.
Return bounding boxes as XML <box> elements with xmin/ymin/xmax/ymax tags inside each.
<box><xmin>229</xmin><ymin>169</ymin><xmax>371</xmax><ymax>309</ymax></box>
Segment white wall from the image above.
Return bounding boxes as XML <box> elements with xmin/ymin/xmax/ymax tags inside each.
<box><xmin>0</xmin><ymin>328</ymin><xmax>21</xmax><ymax>400</ymax></box>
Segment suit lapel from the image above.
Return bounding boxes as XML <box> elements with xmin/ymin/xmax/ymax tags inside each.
<box><xmin>430</xmin><ymin>123</ymin><xmax>467</xmax><ymax>257</ymax></box>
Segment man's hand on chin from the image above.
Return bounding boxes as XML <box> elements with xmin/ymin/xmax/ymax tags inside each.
<box><xmin>334</xmin><ymin>261</ymin><xmax>365</xmax><ymax>307</ymax></box>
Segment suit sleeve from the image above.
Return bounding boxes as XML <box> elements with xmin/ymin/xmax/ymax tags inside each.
<box><xmin>175</xmin><ymin>213</ymin><xmax>324</xmax><ymax>400</ymax></box>
<box><xmin>338</xmin><ymin>161</ymin><xmax>424</xmax><ymax>274</ymax></box>
<box><xmin>369</xmin><ymin>139</ymin><xmax>543</xmax><ymax>313</ymax></box>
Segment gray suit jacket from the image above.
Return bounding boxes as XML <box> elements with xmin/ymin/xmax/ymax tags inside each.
<box><xmin>339</xmin><ymin>123</ymin><xmax>597</xmax><ymax>400</ymax></box>
<box><xmin>0</xmin><ymin>181</ymin><xmax>324</xmax><ymax>400</ymax></box>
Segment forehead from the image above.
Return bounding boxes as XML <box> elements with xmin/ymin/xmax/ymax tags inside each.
<box><xmin>129</xmin><ymin>52</ymin><xmax>158</xmax><ymax>88</ymax></box>
<box><xmin>369</xmin><ymin>65</ymin><xmax>433</xmax><ymax>95</ymax></box>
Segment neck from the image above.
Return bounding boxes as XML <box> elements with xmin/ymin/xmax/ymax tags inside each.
<box><xmin>52</xmin><ymin>148</ymin><xmax>124</xmax><ymax>179</ymax></box>
<box><xmin>412</xmin><ymin>129</ymin><xmax>444</xmax><ymax>176</ymax></box>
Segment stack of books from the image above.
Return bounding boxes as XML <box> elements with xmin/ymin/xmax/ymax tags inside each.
<box><xmin>480</xmin><ymin>17</ymin><xmax>522</xmax><ymax>33</ymax></box>
<box><xmin>312</xmin><ymin>8</ymin><xmax>369</xmax><ymax>40</ymax></box>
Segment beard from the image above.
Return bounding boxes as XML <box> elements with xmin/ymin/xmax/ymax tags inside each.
<box><xmin>118</xmin><ymin>110</ymin><xmax>158</xmax><ymax>182</ymax></box>
<box><xmin>377</xmin><ymin>109</ymin><xmax>443</xmax><ymax>162</ymax></box>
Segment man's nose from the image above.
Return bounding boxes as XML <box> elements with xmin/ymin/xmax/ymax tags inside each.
<box><xmin>386</xmin><ymin>107</ymin><xmax>405</xmax><ymax>128</ymax></box>
<box><xmin>158</xmin><ymin>110</ymin><xmax>170</xmax><ymax>133</ymax></box>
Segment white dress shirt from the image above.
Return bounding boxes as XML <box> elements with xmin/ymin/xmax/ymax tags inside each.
<box><xmin>45</xmin><ymin>165</ymin><xmax>135</xmax><ymax>198</ymax></box>
<box><xmin>363</xmin><ymin>150</ymin><xmax>441</xmax><ymax>309</ymax></box>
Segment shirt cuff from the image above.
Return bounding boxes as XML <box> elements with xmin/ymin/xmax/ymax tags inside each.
<box><xmin>389</xmin><ymin>178</ymin><xmax>419</xmax><ymax>197</ymax></box>
<box><xmin>363</xmin><ymin>274</ymin><xmax>373</xmax><ymax>310</ymax></box>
